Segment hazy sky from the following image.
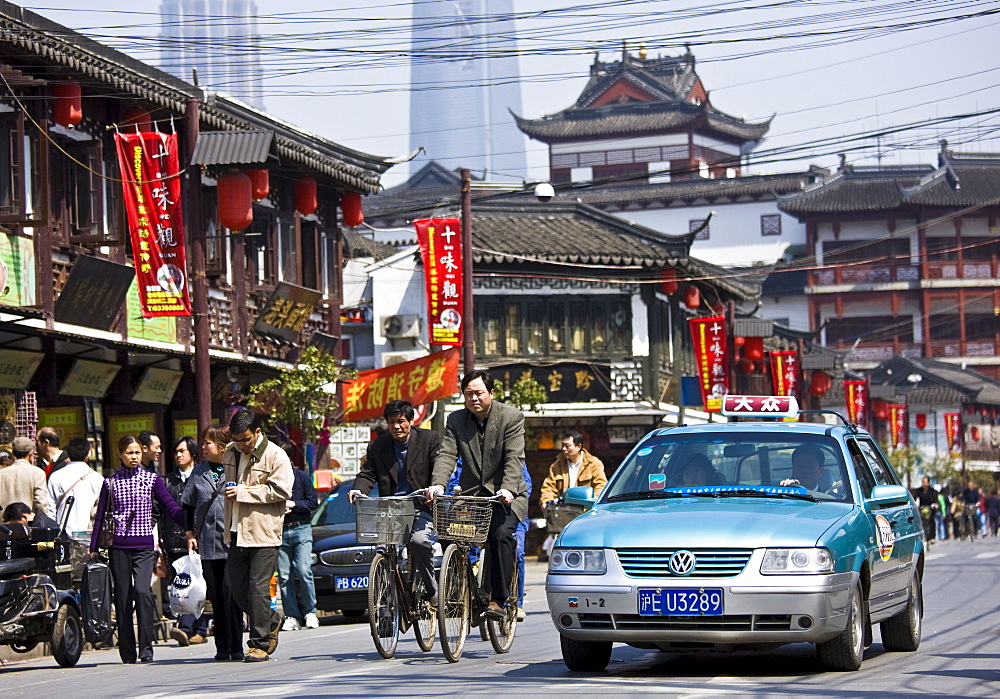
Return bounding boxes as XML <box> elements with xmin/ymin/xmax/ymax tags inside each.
<box><xmin>23</xmin><ymin>0</ymin><xmax>1000</xmax><ymax>187</ymax></box>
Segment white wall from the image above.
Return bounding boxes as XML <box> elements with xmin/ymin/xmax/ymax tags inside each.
<box><xmin>367</xmin><ymin>247</ymin><xmax>428</xmax><ymax>368</ymax></box>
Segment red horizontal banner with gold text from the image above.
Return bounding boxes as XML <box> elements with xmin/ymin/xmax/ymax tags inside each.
<box><xmin>342</xmin><ymin>348</ymin><xmax>460</xmax><ymax>422</ymax></box>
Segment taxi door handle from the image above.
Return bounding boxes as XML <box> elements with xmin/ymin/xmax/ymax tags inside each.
<box><xmin>906</xmin><ymin>515</ymin><xmax>914</xmax><ymax>523</ymax></box>
<box><xmin>889</xmin><ymin>520</ymin><xmax>898</xmax><ymax>529</ymax></box>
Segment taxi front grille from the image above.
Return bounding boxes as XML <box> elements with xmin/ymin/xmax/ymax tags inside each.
<box><xmin>615</xmin><ymin>548</ymin><xmax>753</xmax><ymax>578</ymax></box>
<box><xmin>612</xmin><ymin>614</ymin><xmax>791</xmax><ymax>631</ymax></box>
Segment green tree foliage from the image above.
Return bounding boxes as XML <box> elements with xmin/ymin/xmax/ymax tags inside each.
<box><xmin>247</xmin><ymin>346</ymin><xmax>357</xmax><ymax>446</ymax></box>
<box><xmin>493</xmin><ymin>374</ymin><xmax>548</xmax><ymax>413</ymax></box>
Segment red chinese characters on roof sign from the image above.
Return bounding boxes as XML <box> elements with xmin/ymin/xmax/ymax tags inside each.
<box><xmin>414</xmin><ymin>218</ymin><xmax>463</xmax><ymax>346</ymax></box>
<box><xmin>114</xmin><ymin>131</ymin><xmax>191</xmax><ymax>317</ymax></box>
<box><xmin>688</xmin><ymin>315</ymin><xmax>729</xmax><ymax>412</ymax></box>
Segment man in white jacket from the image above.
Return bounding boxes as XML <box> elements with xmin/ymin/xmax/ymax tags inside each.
<box><xmin>47</xmin><ymin>437</ymin><xmax>104</xmax><ymax>539</ymax></box>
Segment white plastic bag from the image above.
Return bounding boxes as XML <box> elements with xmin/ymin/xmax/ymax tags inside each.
<box><xmin>169</xmin><ymin>551</ymin><xmax>207</xmax><ymax>617</ymax></box>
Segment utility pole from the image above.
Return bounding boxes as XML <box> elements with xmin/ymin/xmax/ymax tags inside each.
<box><xmin>185</xmin><ymin>97</ymin><xmax>211</xmax><ymax>436</ymax></box>
<box><xmin>461</xmin><ymin>168</ymin><xmax>474</xmax><ymax>375</ymax></box>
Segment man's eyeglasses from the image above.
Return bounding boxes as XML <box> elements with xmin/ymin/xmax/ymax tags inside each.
<box><xmin>233</xmin><ymin>433</ymin><xmax>256</xmax><ymax>445</ymax></box>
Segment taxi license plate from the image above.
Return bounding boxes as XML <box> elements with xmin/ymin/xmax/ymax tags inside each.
<box><xmin>638</xmin><ymin>588</ymin><xmax>723</xmax><ymax>616</ymax></box>
<box><xmin>335</xmin><ymin>575</ymin><xmax>369</xmax><ymax>591</ymax></box>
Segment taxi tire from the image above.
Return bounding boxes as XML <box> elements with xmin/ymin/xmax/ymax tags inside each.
<box><xmin>560</xmin><ymin>634</ymin><xmax>612</xmax><ymax>672</ymax></box>
<box><xmin>881</xmin><ymin>572</ymin><xmax>922</xmax><ymax>652</ymax></box>
<box><xmin>816</xmin><ymin>585</ymin><xmax>865</xmax><ymax>671</ymax></box>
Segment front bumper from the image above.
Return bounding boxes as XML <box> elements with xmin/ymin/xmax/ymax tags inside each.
<box><xmin>547</xmin><ymin>549</ymin><xmax>857</xmax><ymax>648</ymax></box>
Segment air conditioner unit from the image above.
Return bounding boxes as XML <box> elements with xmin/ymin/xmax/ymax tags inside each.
<box><xmin>382</xmin><ymin>350</ymin><xmax>426</xmax><ymax>368</ymax></box>
<box><xmin>381</xmin><ymin>314</ymin><xmax>420</xmax><ymax>339</ymax></box>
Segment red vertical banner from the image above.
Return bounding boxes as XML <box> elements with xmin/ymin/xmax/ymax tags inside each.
<box><xmin>114</xmin><ymin>131</ymin><xmax>191</xmax><ymax>317</ymax></box>
<box><xmin>888</xmin><ymin>404</ymin><xmax>908</xmax><ymax>449</ymax></box>
<box><xmin>688</xmin><ymin>315</ymin><xmax>729</xmax><ymax>412</ymax></box>
<box><xmin>943</xmin><ymin>412</ymin><xmax>962</xmax><ymax>454</ymax></box>
<box><xmin>414</xmin><ymin>218</ymin><xmax>463</xmax><ymax>346</ymax></box>
<box><xmin>768</xmin><ymin>351</ymin><xmax>799</xmax><ymax>397</ymax></box>
<box><xmin>843</xmin><ymin>380</ymin><xmax>868</xmax><ymax>429</ymax></box>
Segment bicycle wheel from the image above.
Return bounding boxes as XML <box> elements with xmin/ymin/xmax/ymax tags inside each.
<box><xmin>437</xmin><ymin>544</ymin><xmax>471</xmax><ymax>663</ymax></box>
<box><xmin>487</xmin><ymin>558</ymin><xmax>519</xmax><ymax>654</ymax></box>
<box><xmin>412</xmin><ymin>574</ymin><xmax>436</xmax><ymax>652</ymax></box>
<box><xmin>368</xmin><ymin>552</ymin><xmax>400</xmax><ymax>659</ymax></box>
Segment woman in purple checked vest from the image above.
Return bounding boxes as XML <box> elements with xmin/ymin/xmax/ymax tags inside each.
<box><xmin>91</xmin><ymin>434</ymin><xmax>184</xmax><ymax>664</ymax></box>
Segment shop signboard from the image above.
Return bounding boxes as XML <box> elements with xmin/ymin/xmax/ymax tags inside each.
<box><xmin>108</xmin><ymin>414</ymin><xmax>155</xmax><ymax>459</ymax></box>
<box><xmin>53</xmin><ymin>255</ymin><xmax>134</xmax><ymax>331</ymax></box>
<box><xmin>59</xmin><ymin>360</ymin><xmax>120</xmax><ymax>398</ymax></box>
<box><xmin>414</xmin><ymin>217</ymin><xmax>463</xmax><ymax>346</ymax></box>
<box><xmin>0</xmin><ymin>233</ymin><xmax>35</xmax><ymax>307</ymax></box>
<box><xmin>490</xmin><ymin>362</ymin><xmax>612</xmax><ymax>403</ymax></box>
<box><xmin>0</xmin><ymin>349</ymin><xmax>44</xmax><ymax>389</ymax></box>
<box><xmin>37</xmin><ymin>407</ymin><xmax>86</xmax><ymax>443</ymax></box>
<box><xmin>132</xmin><ymin>367</ymin><xmax>183</xmax><ymax>404</ymax></box>
<box><xmin>253</xmin><ymin>282</ymin><xmax>322</xmax><ymax>345</ymax></box>
<box><xmin>342</xmin><ymin>347</ymin><xmax>460</xmax><ymax>423</ymax></box>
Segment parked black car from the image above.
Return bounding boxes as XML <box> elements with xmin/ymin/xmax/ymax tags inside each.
<box><xmin>311</xmin><ymin>479</ymin><xmax>375</xmax><ymax>617</ymax></box>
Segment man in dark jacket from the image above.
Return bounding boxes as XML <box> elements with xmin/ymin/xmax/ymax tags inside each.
<box><xmin>350</xmin><ymin>400</ymin><xmax>441</xmax><ymax>599</ymax></box>
<box><xmin>36</xmin><ymin>427</ymin><xmax>71</xmax><ymax>478</ymax></box>
<box><xmin>428</xmin><ymin>370</ymin><xmax>528</xmax><ymax>620</ymax></box>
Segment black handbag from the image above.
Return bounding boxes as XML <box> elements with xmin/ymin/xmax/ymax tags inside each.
<box><xmin>96</xmin><ymin>482</ymin><xmax>116</xmax><ymax>549</ymax></box>
<box><xmin>81</xmin><ymin>560</ymin><xmax>114</xmax><ymax>644</ymax></box>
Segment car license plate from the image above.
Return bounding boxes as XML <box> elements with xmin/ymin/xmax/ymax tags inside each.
<box><xmin>335</xmin><ymin>575</ymin><xmax>369</xmax><ymax>591</ymax></box>
<box><xmin>638</xmin><ymin>588</ymin><xmax>724</xmax><ymax>616</ymax></box>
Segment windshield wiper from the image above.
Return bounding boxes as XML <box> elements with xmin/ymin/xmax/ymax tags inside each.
<box><xmin>607</xmin><ymin>490</ymin><xmax>684</xmax><ymax>502</ymax></box>
<box><xmin>716</xmin><ymin>488</ymin><xmax>818</xmax><ymax>502</ymax></box>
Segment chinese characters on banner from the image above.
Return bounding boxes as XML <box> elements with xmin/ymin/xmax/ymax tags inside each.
<box><xmin>843</xmin><ymin>380</ymin><xmax>868</xmax><ymax>428</ymax></box>
<box><xmin>768</xmin><ymin>351</ymin><xmax>799</xmax><ymax>397</ymax></box>
<box><xmin>414</xmin><ymin>218</ymin><xmax>463</xmax><ymax>346</ymax></box>
<box><xmin>114</xmin><ymin>132</ymin><xmax>191</xmax><ymax>317</ymax></box>
<box><xmin>342</xmin><ymin>347</ymin><xmax>460</xmax><ymax>422</ymax></box>
<box><xmin>688</xmin><ymin>315</ymin><xmax>728</xmax><ymax>412</ymax></box>
<box><xmin>943</xmin><ymin>412</ymin><xmax>961</xmax><ymax>454</ymax></box>
<box><xmin>888</xmin><ymin>404</ymin><xmax>908</xmax><ymax>449</ymax></box>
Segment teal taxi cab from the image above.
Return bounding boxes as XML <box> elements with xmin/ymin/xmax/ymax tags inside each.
<box><xmin>547</xmin><ymin>395</ymin><xmax>924</xmax><ymax>672</ymax></box>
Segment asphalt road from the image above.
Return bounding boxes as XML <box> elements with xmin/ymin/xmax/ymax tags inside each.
<box><xmin>2</xmin><ymin>535</ymin><xmax>999</xmax><ymax>697</ymax></box>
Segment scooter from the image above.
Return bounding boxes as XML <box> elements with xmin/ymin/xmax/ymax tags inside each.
<box><xmin>0</xmin><ymin>496</ymin><xmax>84</xmax><ymax>667</ymax></box>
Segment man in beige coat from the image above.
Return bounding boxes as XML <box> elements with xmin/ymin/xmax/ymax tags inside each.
<box><xmin>0</xmin><ymin>437</ymin><xmax>55</xmax><ymax>518</ymax></box>
<box><xmin>223</xmin><ymin>409</ymin><xmax>293</xmax><ymax>663</ymax></box>
<box><xmin>539</xmin><ymin>431</ymin><xmax>607</xmax><ymax>557</ymax></box>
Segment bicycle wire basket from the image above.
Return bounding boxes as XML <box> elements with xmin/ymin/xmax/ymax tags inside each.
<box><xmin>355</xmin><ymin>497</ymin><xmax>415</xmax><ymax>545</ymax></box>
<box><xmin>544</xmin><ymin>502</ymin><xmax>586</xmax><ymax>535</ymax></box>
<box><xmin>433</xmin><ymin>496</ymin><xmax>494</xmax><ymax>544</ymax></box>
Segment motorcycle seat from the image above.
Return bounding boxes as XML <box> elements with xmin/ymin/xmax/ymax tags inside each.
<box><xmin>0</xmin><ymin>557</ymin><xmax>36</xmax><ymax>576</ymax></box>
<box><xmin>0</xmin><ymin>523</ymin><xmax>31</xmax><ymax>542</ymax></box>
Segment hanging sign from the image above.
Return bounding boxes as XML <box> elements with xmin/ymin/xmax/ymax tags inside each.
<box><xmin>888</xmin><ymin>404</ymin><xmax>908</xmax><ymax>449</ymax></box>
<box><xmin>943</xmin><ymin>412</ymin><xmax>961</xmax><ymax>455</ymax></box>
<box><xmin>342</xmin><ymin>347</ymin><xmax>460</xmax><ymax>423</ymax></box>
<box><xmin>414</xmin><ymin>218</ymin><xmax>463</xmax><ymax>346</ymax></box>
<box><xmin>843</xmin><ymin>380</ymin><xmax>868</xmax><ymax>428</ymax></box>
<box><xmin>688</xmin><ymin>315</ymin><xmax>729</xmax><ymax>412</ymax></box>
<box><xmin>114</xmin><ymin>131</ymin><xmax>191</xmax><ymax>317</ymax></box>
<box><xmin>769</xmin><ymin>350</ymin><xmax>799</xmax><ymax>397</ymax></box>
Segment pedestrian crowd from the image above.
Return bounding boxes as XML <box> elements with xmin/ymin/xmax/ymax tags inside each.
<box><xmin>911</xmin><ymin>476</ymin><xmax>1000</xmax><ymax>542</ymax></box>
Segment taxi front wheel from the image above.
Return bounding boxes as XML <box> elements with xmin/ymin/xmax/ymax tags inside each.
<box><xmin>561</xmin><ymin>634</ymin><xmax>612</xmax><ymax>672</ymax></box>
<box><xmin>816</xmin><ymin>585</ymin><xmax>865</xmax><ymax>671</ymax></box>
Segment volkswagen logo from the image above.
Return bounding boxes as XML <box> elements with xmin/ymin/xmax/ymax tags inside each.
<box><xmin>668</xmin><ymin>550</ymin><xmax>696</xmax><ymax>576</ymax></box>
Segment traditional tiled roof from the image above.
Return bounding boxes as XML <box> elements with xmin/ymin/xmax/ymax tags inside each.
<box><xmin>574</xmin><ymin>51</ymin><xmax>699</xmax><ymax>108</ymax></box>
<box><xmin>0</xmin><ymin>2</ymin><xmax>394</xmax><ymax>193</ymax></box>
<box><xmin>343</xmin><ymin>229</ymin><xmax>398</xmax><ymax>261</ymax></box>
<box><xmin>514</xmin><ymin>100</ymin><xmax>770</xmax><ymax>143</ymax></box>
<box><xmin>779</xmin><ymin>149</ymin><xmax>1000</xmax><ymax>215</ymax></box>
<box><xmin>868</xmin><ymin>355</ymin><xmax>1000</xmax><ymax>406</ymax></box>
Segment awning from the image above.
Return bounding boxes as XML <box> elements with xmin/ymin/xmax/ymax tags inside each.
<box><xmin>191</xmin><ymin>130</ymin><xmax>275</xmax><ymax>166</ymax></box>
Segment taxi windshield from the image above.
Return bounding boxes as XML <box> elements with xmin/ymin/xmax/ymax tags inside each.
<box><xmin>603</xmin><ymin>432</ymin><xmax>852</xmax><ymax>504</ymax></box>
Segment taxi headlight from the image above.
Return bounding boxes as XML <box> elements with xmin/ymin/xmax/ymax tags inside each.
<box><xmin>761</xmin><ymin>548</ymin><xmax>834</xmax><ymax>575</ymax></box>
<box><xmin>549</xmin><ymin>548</ymin><xmax>606</xmax><ymax>574</ymax></box>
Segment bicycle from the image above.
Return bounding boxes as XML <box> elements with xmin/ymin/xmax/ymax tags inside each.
<box><xmin>354</xmin><ymin>492</ymin><xmax>437</xmax><ymax>658</ymax></box>
<box><xmin>433</xmin><ymin>494</ymin><xmax>519</xmax><ymax>662</ymax></box>
<box><xmin>960</xmin><ymin>503</ymin><xmax>980</xmax><ymax>541</ymax></box>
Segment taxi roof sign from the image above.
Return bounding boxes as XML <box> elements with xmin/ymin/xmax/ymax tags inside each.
<box><xmin>721</xmin><ymin>395</ymin><xmax>799</xmax><ymax>418</ymax></box>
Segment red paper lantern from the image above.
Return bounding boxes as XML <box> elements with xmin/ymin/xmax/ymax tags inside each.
<box><xmin>341</xmin><ymin>191</ymin><xmax>364</xmax><ymax>227</ymax></box>
<box><xmin>809</xmin><ymin>370</ymin><xmax>831</xmax><ymax>397</ymax></box>
<box><xmin>733</xmin><ymin>336</ymin><xmax>745</xmax><ymax>347</ymax></box>
<box><xmin>123</xmin><ymin>108</ymin><xmax>153</xmax><ymax>133</ymax></box>
<box><xmin>659</xmin><ymin>268</ymin><xmax>678</xmax><ymax>295</ymax></box>
<box><xmin>683</xmin><ymin>285</ymin><xmax>700</xmax><ymax>310</ymax></box>
<box><xmin>53</xmin><ymin>82</ymin><xmax>83</xmax><ymax>128</ymax></box>
<box><xmin>738</xmin><ymin>358</ymin><xmax>754</xmax><ymax>374</ymax></box>
<box><xmin>745</xmin><ymin>337</ymin><xmax>764</xmax><ymax>362</ymax></box>
<box><xmin>873</xmin><ymin>400</ymin><xmax>888</xmax><ymax>421</ymax></box>
<box><xmin>970</xmin><ymin>426</ymin><xmax>981</xmax><ymax>442</ymax></box>
<box><xmin>915</xmin><ymin>414</ymin><xmax>927</xmax><ymax>430</ymax></box>
<box><xmin>217</xmin><ymin>171</ymin><xmax>253</xmax><ymax>231</ymax></box>
<box><xmin>245</xmin><ymin>169</ymin><xmax>270</xmax><ymax>201</ymax></box>
<box><xmin>295</xmin><ymin>176</ymin><xmax>317</xmax><ymax>215</ymax></box>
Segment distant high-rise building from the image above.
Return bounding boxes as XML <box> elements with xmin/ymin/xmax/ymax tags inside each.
<box><xmin>159</xmin><ymin>0</ymin><xmax>264</xmax><ymax>109</ymax></box>
<box><xmin>410</xmin><ymin>0</ymin><xmax>527</xmax><ymax>180</ymax></box>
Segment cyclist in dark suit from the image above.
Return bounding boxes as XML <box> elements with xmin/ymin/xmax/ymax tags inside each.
<box><xmin>350</xmin><ymin>400</ymin><xmax>441</xmax><ymax>599</ymax></box>
<box><xmin>427</xmin><ymin>370</ymin><xmax>528</xmax><ymax>620</ymax></box>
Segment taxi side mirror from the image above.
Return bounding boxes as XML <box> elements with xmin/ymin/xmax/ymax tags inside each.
<box><xmin>866</xmin><ymin>484</ymin><xmax>911</xmax><ymax>508</ymax></box>
<box><xmin>564</xmin><ymin>486</ymin><xmax>595</xmax><ymax>508</ymax></box>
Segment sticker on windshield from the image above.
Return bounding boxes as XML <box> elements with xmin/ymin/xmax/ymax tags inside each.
<box><xmin>637</xmin><ymin>447</ymin><xmax>653</xmax><ymax>457</ymax></box>
<box><xmin>874</xmin><ymin>514</ymin><xmax>894</xmax><ymax>560</ymax></box>
<box><xmin>649</xmin><ymin>473</ymin><xmax>666</xmax><ymax>490</ymax></box>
